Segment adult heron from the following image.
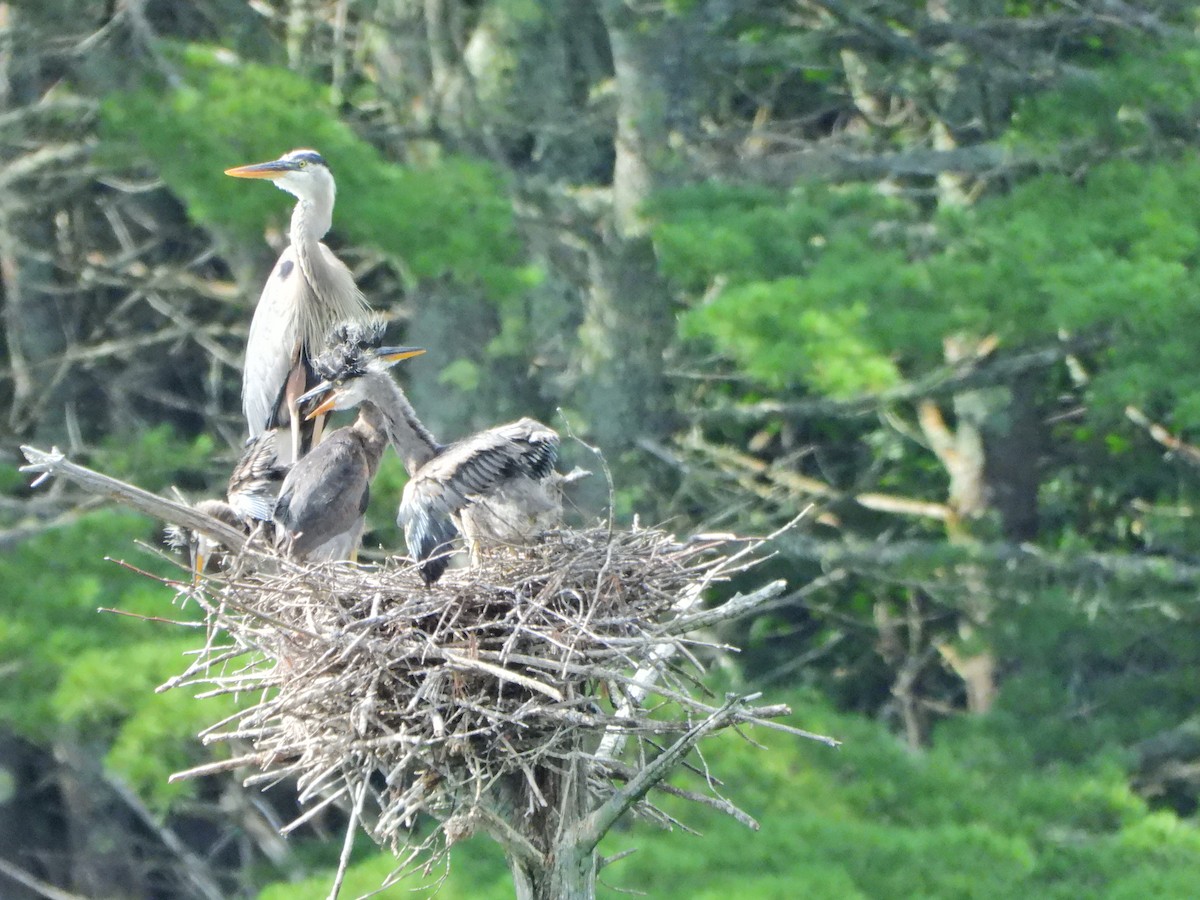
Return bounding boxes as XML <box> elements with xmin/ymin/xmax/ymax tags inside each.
<box><xmin>300</xmin><ymin>326</ymin><xmax>569</xmax><ymax>584</ymax></box>
<box><xmin>225</xmin><ymin>148</ymin><xmax>372</xmax><ymax>463</ymax></box>
<box><xmin>273</xmin><ymin>336</ymin><xmax>427</xmax><ymax>563</ymax></box>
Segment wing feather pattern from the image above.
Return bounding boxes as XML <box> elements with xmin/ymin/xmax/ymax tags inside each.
<box><xmin>227</xmin><ymin>433</ymin><xmax>289</xmax><ymax>523</ymax></box>
<box><xmin>397</xmin><ymin>418</ymin><xmax>558</xmax><ymax>584</ymax></box>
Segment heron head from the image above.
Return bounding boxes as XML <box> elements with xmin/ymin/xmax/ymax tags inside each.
<box><xmin>175</xmin><ymin>499</ymin><xmax>243</xmax><ymax>583</ymax></box>
<box><xmin>225</xmin><ymin>148</ymin><xmax>334</xmax><ymax>204</ymax></box>
<box><xmin>300</xmin><ymin>346</ymin><xmax>426</xmax><ymax>418</ymax></box>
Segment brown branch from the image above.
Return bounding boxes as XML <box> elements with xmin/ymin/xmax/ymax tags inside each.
<box><xmin>0</xmin><ymin>857</ymin><xmax>90</xmax><ymax>900</ymax></box>
<box><xmin>685</xmin><ymin>435</ymin><xmax>951</xmax><ymax>522</ymax></box>
<box><xmin>781</xmin><ymin>534</ymin><xmax>1200</xmax><ymax>590</ymax></box>
<box><xmin>19</xmin><ymin>445</ymin><xmax>248</xmax><ymax>551</ymax></box>
<box><xmin>574</xmin><ymin>694</ymin><xmax>752</xmax><ymax>854</ymax></box>
<box><xmin>695</xmin><ymin>333</ymin><xmax>1109</xmax><ymax>423</ymax></box>
<box><xmin>1126</xmin><ymin>406</ymin><xmax>1200</xmax><ymax>469</ymax></box>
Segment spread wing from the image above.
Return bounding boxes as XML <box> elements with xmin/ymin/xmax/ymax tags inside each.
<box><xmin>397</xmin><ymin>419</ymin><xmax>558</xmax><ymax>583</ymax></box>
<box><xmin>243</xmin><ymin>247</ymin><xmax>304</xmax><ymax>437</ymax></box>
<box><xmin>227</xmin><ymin>432</ymin><xmax>288</xmax><ymax>523</ymax></box>
<box><xmin>274</xmin><ymin>431</ymin><xmax>370</xmax><ymax>560</ymax></box>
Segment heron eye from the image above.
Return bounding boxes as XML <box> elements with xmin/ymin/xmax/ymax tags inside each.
<box><xmin>297</xmin><ymin>160</ymin><xmax>307</xmax><ymax>168</ymax></box>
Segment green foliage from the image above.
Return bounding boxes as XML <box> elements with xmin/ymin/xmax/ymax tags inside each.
<box><xmin>0</xmin><ymin>510</ymin><xmax>190</xmax><ymax>738</ymax></box>
<box><xmin>94</xmin><ymin>423</ymin><xmax>217</xmax><ymax>493</ymax></box>
<box><xmin>1009</xmin><ymin>43</ymin><xmax>1200</xmax><ymax>161</ymax></box>
<box><xmin>985</xmin><ymin>583</ymin><xmax>1200</xmax><ymax>763</ymax></box>
<box><xmin>53</xmin><ymin>639</ymin><xmax>241</xmax><ymax>809</ymax></box>
<box><xmin>99</xmin><ymin>45</ymin><xmax>524</xmax><ymax>298</ymax></box>
<box><xmin>361</xmin><ymin>450</ymin><xmax>407</xmax><ymax>552</ymax></box>
<box><xmin>664</xmin><ymin>155</ymin><xmax>1200</xmax><ymax>423</ymax></box>
<box><xmin>657</xmin><ymin>182</ymin><xmax>922</xmax><ymax>393</ymax></box>
<box><xmin>257</xmin><ymin>692</ymin><xmax>1200</xmax><ymax>898</ymax></box>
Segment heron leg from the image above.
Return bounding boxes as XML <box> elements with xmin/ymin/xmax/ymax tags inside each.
<box><xmin>310</xmin><ymin>413</ymin><xmax>327</xmax><ymax>448</ymax></box>
<box><xmin>284</xmin><ymin>364</ymin><xmax>308</xmax><ymax>461</ymax></box>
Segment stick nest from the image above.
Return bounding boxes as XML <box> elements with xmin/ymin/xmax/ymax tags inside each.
<box><xmin>172</xmin><ymin>523</ymin><xmax>799</xmax><ymax>866</ymax></box>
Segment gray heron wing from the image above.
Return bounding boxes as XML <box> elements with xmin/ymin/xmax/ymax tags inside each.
<box><xmin>274</xmin><ymin>430</ymin><xmax>370</xmax><ymax>560</ymax></box>
<box><xmin>243</xmin><ymin>247</ymin><xmax>305</xmax><ymax>437</ymax></box>
<box><xmin>397</xmin><ymin>419</ymin><xmax>559</xmax><ymax>584</ymax></box>
<box><xmin>227</xmin><ymin>432</ymin><xmax>288</xmax><ymax>523</ymax></box>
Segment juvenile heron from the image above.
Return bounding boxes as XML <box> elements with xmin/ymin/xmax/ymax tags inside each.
<box><xmin>300</xmin><ymin>325</ymin><xmax>570</xmax><ymax>584</ymax></box>
<box><xmin>274</xmin><ymin>336</ymin><xmax>426</xmax><ymax>563</ymax></box>
<box><xmin>169</xmin><ymin>432</ymin><xmax>288</xmax><ymax>576</ymax></box>
<box><xmin>225</xmin><ymin>148</ymin><xmax>372</xmax><ymax>463</ymax></box>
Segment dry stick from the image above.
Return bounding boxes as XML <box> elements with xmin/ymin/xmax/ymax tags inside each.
<box><xmin>19</xmin><ymin>445</ymin><xmax>249</xmax><ymax>550</ymax></box>
<box><xmin>602</xmin><ymin>758</ymin><xmax>759</xmax><ymax>829</ymax></box>
<box><xmin>595</xmin><ymin>510</ymin><xmax>813</xmax><ymax>763</ymax></box>
<box><xmin>0</xmin><ymin>857</ymin><xmax>91</xmax><ymax>900</ymax></box>
<box><xmin>478</xmin><ymin>805</ymin><xmax>544</xmax><ymax>866</ymax></box>
<box><xmin>437</xmin><ymin>650</ymin><xmax>565</xmax><ymax>702</ymax></box>
<box><xmin>576</xmin><ymin>695</ymin><xmax>752</xmax><ymax>854</ymax></box>
<box><xmin>594</xmin><ymin>580</ymin><xmax>783</xmax><ymax>763</ymax></box>
<box><xmin>329</xmin><ymin>778</ymin><xmax>369</xmax><ymax>900</ymax></box>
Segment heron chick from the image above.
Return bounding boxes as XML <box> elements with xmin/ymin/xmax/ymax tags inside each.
<box><xmin>167</xmin><ymin>432</ymin><xmax>288</xmax><ymax>577</ymax></box>
<box><xmin>274</xmin><ymin>328</ymin><xmax>426</xmax><ymax>563</ymax></box>
<box><xmin>299</xmin><ymin>326</ymin><xmax>569</xmax><ymax>585</ymax></box>
<box><xmin>225</xmin><ymin>148</ymin><xmax>372</xmax><ymax>463</ymax></box>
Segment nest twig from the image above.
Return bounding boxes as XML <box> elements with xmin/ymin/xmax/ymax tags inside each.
<box><xmin>19</xmin><ymin>446</ymin><xmax>835</xmax><ymax>892</ymax></box>
<box><xmin>168</xmin><ymin>523</ymin><xmax>830</xmax><ymax>873</ymax></box>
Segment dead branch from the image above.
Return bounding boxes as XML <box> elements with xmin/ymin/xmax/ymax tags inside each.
<box><xmin>20</xmin><ymin>445</ymin><xmax>249</xmax><ymax>551</ymax></box>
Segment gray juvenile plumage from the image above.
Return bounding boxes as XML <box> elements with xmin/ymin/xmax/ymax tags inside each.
<box><xmin>225</xmin><ymin>148</ymin><xmax>372</xmax><ymax>463</ymax></box>
<box><xmin>400</xmin><ymin>418</ymin><xmax>562</xmax><ymax>583</ymax></box>
<box><xmin>273</xmin><ymin>326</ymin><xmax>426</xmax><ymax>563</ymax></box>
<box><xmin>299</xmin><ymin>326</ymin><xmax>566</xmax><ymax>584</ymax></box>
<box><xmin>168</xmin><ymin>432</ymin><xmax>288</xmax><ymax>575</ymax></box>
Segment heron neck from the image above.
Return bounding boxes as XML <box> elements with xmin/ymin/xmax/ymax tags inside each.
<box><xmin>291</xmin><ymin>196</ymin><xmax>332</xmax><ymax>244</ymax></box>
<box><xmin>361</xmin><ymin>374</ymin><xmax>440</xmax><ymax>474</ymax></box>
<box><xmin>352</xmin><ymin>407</ymin><xmax>390</xmax><ymax>478</ymax></box>
<box><xmin>290</xmin><ymin>198</ymin><xmax>334</xmax><ymax>312</ymax></box>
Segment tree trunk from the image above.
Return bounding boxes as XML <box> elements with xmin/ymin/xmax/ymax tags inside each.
<box><xmin>500</xmin><ymin>753</ymin><xmax>597</xmax><ymax>900</ymax></box>
<box><xmin>917</xmin><ymin>335</ymin><xmax>1002</xmax><ymax>715</ymax></box>
<box><xmin>578</xmin><ymin>1</ymin><xmax>675</xmax><ymax>450</ymax></box>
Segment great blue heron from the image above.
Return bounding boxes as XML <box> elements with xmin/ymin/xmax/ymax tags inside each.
<box><xmin>169</xmin><ymin>432</ymin><xmax>288</xmax><ymax>576</ymax></box>
<box><xmin>225</xmin><ymin>148</ymin><xmax>371</xmax><ymax>463</ymax></box>
<box><xmin>300</xmin><ymin>326</ymin><xmax>571</xmax><ymax>585</ymax></box>
<box><xmin>273</xmin><ymin>338</ymin><xmax>427</xmax><ymax>563</ymax></box>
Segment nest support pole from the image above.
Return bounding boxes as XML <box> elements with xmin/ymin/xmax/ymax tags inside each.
<box><xmin>501</xmin><ymin>750</ymin><xmax>597</xmax><ymax>900</ymax></box>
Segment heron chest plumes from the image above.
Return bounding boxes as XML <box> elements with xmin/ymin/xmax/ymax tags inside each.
<box><xmin>290</xmin><ymin>200</ymin><xmax>370</xmax><ymax>360</ymax></box>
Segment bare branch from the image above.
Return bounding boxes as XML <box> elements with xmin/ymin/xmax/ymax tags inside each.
<box><xmin>20</xmin><ymin>445</ymin><xmax>249</xmax><ymax>551</ymax></box>
<box><xmin>694</xmin><ymin>333</ymin><xmax>1109</xmax><ymax>423</ymax></box>
<box><xmin>575</xmin><ymin>695</ymin><xmax>752</xmax><ymax>854</ymax></box>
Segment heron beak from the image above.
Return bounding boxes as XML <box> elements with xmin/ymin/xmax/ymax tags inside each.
<box><xmin>297</xmin><ymin>380</ymin><xmax>338</xmax><ymax>420</ymax></box>
<box><xmin>304</xmin><ymin>392</ymin><xmax>343</xmax><ymax>420</ymax></box>
<box><xmin>192</xmin><ymin>537</ymin><xmax>212</xmax><ymax>586</ymax></box>
<box><xmin>297</xmin><ymin>380</ymin><xmax>335</xmax><ymax>408</ymax></box>
<box><xmin>224</xmin><ymin>158</ymin><xmax>295</xmax><ymax>179</ymax></box>
<box><xmin>377</xmin><ymin>347</ymin><xmax>426</xmax><ymax>366</ymax></box>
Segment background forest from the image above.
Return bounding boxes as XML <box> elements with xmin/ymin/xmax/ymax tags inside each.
<box><xmin>4</xmin><ymin>0</ymin><xmax>1200</xmax><ymax>897</ymax></box>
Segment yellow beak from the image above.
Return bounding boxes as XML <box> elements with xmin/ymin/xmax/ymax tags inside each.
<box><xmin>224</xmin><ymin>159</ymin><xmax>293</xmax><ymax>179</ymax></box>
